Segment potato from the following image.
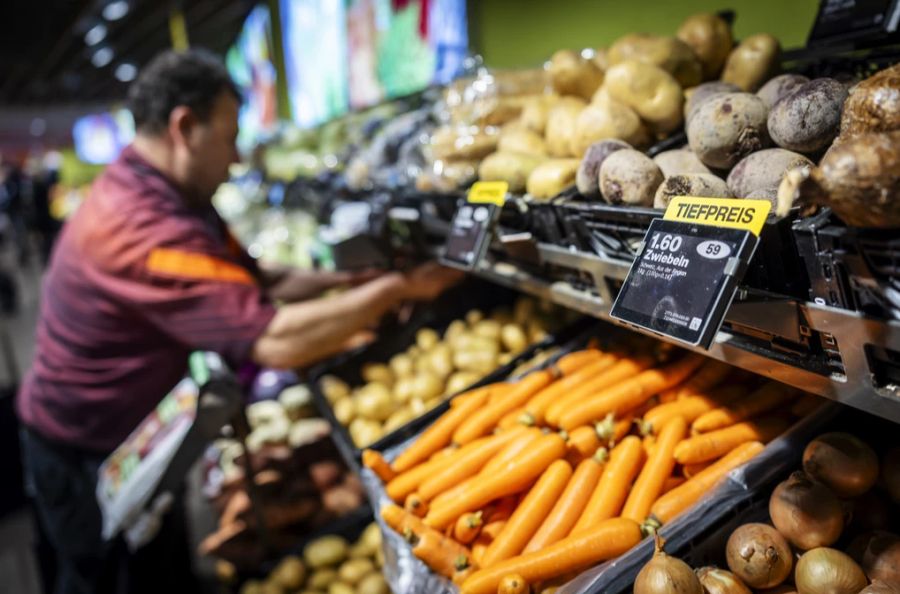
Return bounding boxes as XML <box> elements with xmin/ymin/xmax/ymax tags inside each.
<box><xmin>520</xmin><ymin>95</ymin><xmax>558</xmax><ymax>135</ymax></box>
<box><xmin>608</xmin><ymin>33</ymin><xmax>702</xmax><ymax>88</ymax></box>
<box><xmin>653</xmin><ymin>173</ymin><xmax>732</xmax><ymax>209</ymax></box>
<box><xmin>527</xmin><ymin>320</ymin><xmax>549</xmax><ymax>343</ymax></box>
<box><xmin>348</xmin><ymin>418</ymin><xmax>382</xmax><ymax>447</ymax></box>
<box><xmin>383</xmin><ymin>407</ymin><xmax>415</xmax><ymax>432</ymax></box>
<box><xmin>388</xmin><ymin>354</ymin><xmax>413</xmax><ymax>379</ymax></box>
<box><xmin>687</xmin><ymin>92</ymin><xmax>771</xmax><ymax>169</ymax></box>
<box><xmin>677</xmin><ymin>13</ymin><xmax>733</xmax><ymax>80</ymax></box>
<box><xmin>498</xmin><ymin>128</ymin><xmax>548</xmax><ymax>157</ymax></box>
<box><xmin>361</xmin><ymin>364</ymin><xmax>393</xmax><ymax>388</ymax></box>
<box><xmin>271</xmin><ymin>556</ymin><xmax>306</xmax><ymax>590</ymax></box>
<box><xmin>513</xmin><ymin>298</ymin><xmax>535</xmax><ymax>325</ymax></box>
<box><xmin>453</xmin><ymin>350</ymin><xmax>499</xmax><ymax>375</ymax></box>
<box><xmin>415</xmin><ymin>328</ymin><xmax>439</xmax><ymax>351</ymax></box>
<box><xmin>721</xmin><ymin>33</ymin><xmax>781</xmax><ymax>92</ymax></box>
<box><xmin>356</xmin><ymin>383</ymin><xmax>392</xmax><ymax>421</ymax></box>
<box><xmin>445</xmin><ymin>371</ymin><xmax>481</xmax><ymax>395</ymax></box>
<box><xmin>215</xmin><ymin>560</ymin><xmax>237</xmax><ymax>584</ymax></box>
<box><xmin>426</xmin><ymin>344</ymin><xmax>454</xmax><ymax>379</ymax></box>
<box><xmin>429</xmin><ymin>126</ymin><xmax>498</xmax><ymax>161</ymax></box>
<box><xmin>337</xmin><ymin>559</ymin><xmax>373</xmax><ymax>585</ymax></box>
<box><xmin>840</xmin><ymin>63</ymin><xmax>900</xmax><ymax>137</ymax></box>
<box><xmin>304</xmin><ymin>535</ymin><xmax>349</xmax><ymax>569</ymax></box>
<box><xmin>599</xmin><ymin>149</ymin><xmax>664</xmax><ymax>206</ymax></box>
<box><xmin>576</xmin><ymin>139</ymin><xmax>631</xmax><ymax>198</ymax></box>
<box><xmin>684</xmin><ymin>81</ymin><xmax>741</xmax><ymax>122</ymax></box>
<box><xmin>392</xmin><ymin>378</ymin><xmax>415</xmax><ymax>404</ymax></box>
<box><xmin>526</xmin><ymin>158</ymin><xmax>580</xmax><ymax>199</ymax></box>
<box><xmin>569</xmin><ymin>96</ymin><xmax>650</xmax><ymax>157</ymax></box>
<box><xmin>477</xmin><ymin>151</ymin><xmax>545</xmax><ymax>194</ymax></box>
<box><xmin>545</xmin><ymin>97</ymin><xmax>587</xmax><ymax>157</ymax></box>
<box><xmin>409</xmin><ymin>397</ymin><xmax>427</xmax><ymax>416</ymax></box>
<box><xmin>592</xmin><ymin>47</ymin><xmax>609</xmax><ymax>71</ymax></box>
<box><xmin>333</xmin><ymin>397</ymin><xmax>355</xmax><ymax>425</ymax></box>
<box><xmin>357</xmin><ymin>573</ymin><xmax>390</xmax><ymax>594</ymax></box>
<box><xmin>359</xmin><ymin>522</ymin><xmax>382</xmax><ymax>554</ymax></box>
<box><xmin>240</xmin><ymin>580</ymin><xmax>264</xmax><ymax>594</ymax></box>
<box><xmin>500</xmin><ymin>324</ymin><xmax>529</xmax><ymax>353</ymax></box>
<box><xmin>756</xmin><ymin>73</ymin><xmax>809</xmax><ymax>109</ymax></box>
<box><xmin>548</xmin><ymin>49</ymin><xmax>604</xmax><ymax>100</ymax></box>
<box><xmin>726</xmin><ymin>148</ymin><xmax>814</xmax><ymax>202</ymax></box>
<box><xmin>767</xmin><ymin>78</ymin><xmax>848</xmax><ymax>154</ymax></box>
<box><xmin>413</xmin><ymin>372</ymin><xmax>444</xmax><ymax>401</ymax></box>
<box><xmin>307</xmin><ymin>569</ymin><xmax>338</xmax><ymax>590</ymax></box>
<box><xmin>444</xmin><ymin>319</ymin><xmax>467</xmax><ymax>343</ymax></box>
<box><xmin>473</xmin><ymin>320</ymin><xmax>502</xmax><ymax>341</ymax></box>
<box><xmin>247</xmin><ymin>400</ymin><xmax>288</xmax><ymax>430</ymax></box>
<box><xmin>603</xmin><ymin>60</ymin><xmax>684</xmax><ymax>134</ymax></box>
<box><xmin>328</xmin><ymin>584</ymin><xmax>354</xmax><ymax>594</ymax></box>
<box><xmin>465</xmin><ymin>309</ymin><xmax>484</xmax><ymax>325</ymax></box>
<box><xmin>653</xmin><ymin>149</ymin><xmax>712</xmax><ymax>177</ymax></box>
<box><xmin>489</xmin><ymin>306</ymin><xmax>513</xmax><ymax>325</ymax></box>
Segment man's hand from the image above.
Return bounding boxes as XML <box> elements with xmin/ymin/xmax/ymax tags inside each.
<box><xmin>391</xmin><ymin>262</ymin><xmax>465</xmax><ymax>302</ymax></box>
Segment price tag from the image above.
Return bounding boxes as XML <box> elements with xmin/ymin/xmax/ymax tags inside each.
<box><xmin>440</xmin><ymin>182</ymin><xmax>508</xmax><ymax>269</ymax></box>
<box><xmin>808</xmin><ymin>0</ymin><xmax>900</xmax><ymax>46</ymax></box>
<box><xmin>610</xmin><ymin>197</ymin><xmax>770</xmax><ymax>348</ymax></box>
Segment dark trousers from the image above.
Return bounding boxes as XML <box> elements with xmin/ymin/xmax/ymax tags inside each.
<box><xmin>20</xmin><ymin>427</ymin><xmax>199</xmax><ymax>594</ymax></box>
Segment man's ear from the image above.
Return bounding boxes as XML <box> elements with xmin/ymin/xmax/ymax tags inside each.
<box><xmin>168</xmin><ymin>105</ymin><xmax>196</xmax><ymax>148</ymax></box>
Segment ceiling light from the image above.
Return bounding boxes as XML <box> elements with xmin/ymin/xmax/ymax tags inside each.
<box><xmin>103</xmin><ymin>1</ymin><xmax>129</xmax><ymax>21</ymax></box>
<box><xmin>91</xmin><ymin>47</ymin><xmax>114</xmax><ymax>68</ymax></box>
<box><xmin>115</xmin><ymin>63</ymin><xmax>137</xmax><ymax>82</ymax></box>
<box><xmin>84</xmin><ymin>23</ymin><xmax>107</xmax><ymax>46</ymax></box>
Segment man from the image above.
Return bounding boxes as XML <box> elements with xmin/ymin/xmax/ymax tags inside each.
<box><xmin>17</xmin><ymin>49</ymin><xmax>460</xmax><ymax>594</ymax></box>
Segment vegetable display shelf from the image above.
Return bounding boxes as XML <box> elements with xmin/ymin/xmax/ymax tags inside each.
<box><xmin>467</xmin><ymin>244</ymin><xmax>900</xmax><ymax>425</ymax></box>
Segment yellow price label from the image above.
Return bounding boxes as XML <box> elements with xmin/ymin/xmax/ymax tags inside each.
<box><xmin>664</xmin><ymin>196</ymin><xmax>771</xmax><ymax>236</ymax></box>
<box><xmin>467</xmin><ymin>181</ymin><xmax>509</xmax><ymax>206</ymax></box>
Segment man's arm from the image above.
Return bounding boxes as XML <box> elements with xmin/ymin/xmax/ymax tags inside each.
<box><xmin>257</xmin><ymin>264</ymin><xmax>377</xmax><ymax>303</ymax></box>
<box><xmin>252</xmin><ymin>263</ymin><xmax>462</xmax><ymax>369</ymax></box>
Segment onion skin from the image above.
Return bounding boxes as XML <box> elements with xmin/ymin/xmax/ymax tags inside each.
<box><xmin>635</xmin><ymin>536</ymin><xmax>703</xmax><ymax>594</ymax></box>
<box><xmin>756</xmin><ymin>587</ymin><xmax>798</xmax><ymax>594</ymax></box>
<box><xmin>883</xmin><ymin>448</ymin><xmax>900</xmax><ymax>504</ymax></box>
<box><xmin>794</xmin><ymin>547</ymin><xmax>868</xmax><ymax>594</ymax></box>
<box><xmin>859</xmin><ymin>580</ymin><xmax>900</xmax><ymax>594</ymax></box>
<box><xmin>802</xmin><ymin>433</ymin><xmax>879</xmax><ymax>498</ymax></box>
<box><xmin>695</xmin><ymin>567</ymin><xmax>752</xmax><ymax>594</ymax></box>
<box><xmin>726</xmin><ymin>523</ymin><xmax>793</xmax><ymax>589</ymax></box>
<box><xmin>849</xmin><ymin>531</ymin><xmax>900</xmax><ymax>584</ymax></box>
<box><xmin>769</xmin><ymin>471</ymin><xmax>845</xmax><ymax>550</ymax></box>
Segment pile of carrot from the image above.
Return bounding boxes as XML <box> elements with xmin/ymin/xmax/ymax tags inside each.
<box><xmin>363</xmin><ymin>345</ymin><xmax>820</xmax><ymax>594</ymax></box>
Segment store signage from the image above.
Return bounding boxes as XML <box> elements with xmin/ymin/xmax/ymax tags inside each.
<box><xmin>610</xmin><ymin>197</ymin><xmax>770</xmax><ymax>348</ymax></box>
<box><xmin>807</xmin><ymin>0</ymin><xmax>900</xmax><ymax>46</ymax></box>
<box><xmin>441</xmin><ymin>182</ymin><xmax>508</xmax><ymax>269</ymax></box>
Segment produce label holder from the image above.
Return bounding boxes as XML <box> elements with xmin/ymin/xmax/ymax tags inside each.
<box><xmin>610</xmin><ymin>197</ymin><xmax>771</xmax><ymax>349</ymax></box>
<box><xmin>440</xmin><ymin>181</ymin><xmax>508</xmax><ymax>270</ymax></box>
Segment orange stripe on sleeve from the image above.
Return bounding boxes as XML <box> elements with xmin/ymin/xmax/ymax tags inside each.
<box><xmin>146</xmin><ymin>248</ymin><xmax>256</xmax><ymax>285</ymax></box>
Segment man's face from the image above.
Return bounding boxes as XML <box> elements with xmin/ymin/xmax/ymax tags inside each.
<box><xmin>181</xmin><ymin>91</ymin><xmax>239</xmax><ymax>202</ymax></box>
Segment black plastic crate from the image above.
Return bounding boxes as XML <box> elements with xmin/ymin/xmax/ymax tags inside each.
<box><xmin>308</xmin><ymin>280</ymin><xmax>578</xmax><ymax>470</ymax></box>
<box><xmin>793</xmin><ymin>208</ymin><xmax>900</xmax><ymax>319</ymax></box>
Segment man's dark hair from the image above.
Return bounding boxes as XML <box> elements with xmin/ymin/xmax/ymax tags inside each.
<box><xmin>128</xmin><ymin>49</ymin><xmax>240</xmax><ymax>134</ymax></box>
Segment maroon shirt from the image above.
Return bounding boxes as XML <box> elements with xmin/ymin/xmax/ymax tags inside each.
<box><xmin>17</xmin><ymin>146</ymin><xmax>276</xmax><ymax>453</ymax></box>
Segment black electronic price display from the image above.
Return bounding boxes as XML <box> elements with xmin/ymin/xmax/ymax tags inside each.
<box><xmin>441</xmin><ymin>202</ymin><xmax>500</xmax><ymax>269</ymax></box>
<box><xmin>807</xmin><ymin>0</ymin><xmax>900</xmax><ymax>46</ymax></box>
<box><xmin>610</xmin><ymin>219</ymin><xmax>758</xmax><ymax>348</ymax></box>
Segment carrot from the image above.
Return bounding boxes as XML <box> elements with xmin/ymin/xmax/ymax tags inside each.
<box><xmin>453</xmin><ymin>567</ymin><xmax>477</xmax><ymax>587</ymax></box>
<box><xmin>671</xmin><ymin>359</ymin><xmax>733</xmax><ymax>399</ymax></box>
<box><xmin>524</xmin><ymin>355</ymin><xmax>617</xmax><ymax>424</ymax></box>
<box><xmin>420</xmin><ymin>427</ymin><xmax>528</xmax><ymax>501</ymax></box>
<box><xmin>424</xmin><ymin>433</ymin><xmax>567</xmax><ymax>529</ymax></box>
<box><xmin>362</xmin><ymin>449</ymin><xmax>396</xmax><ymax>482</ymax></box>
<box><xmin>651</xmin><ymin>441</ymin><xmax>765</xmax><ymax>523</ymax></box>
<box><xmin>544</xmin><ymin>357</ymin><xmax>654</xmax><ymax>427</ymax></box>
<box><xmin>479</xmin><ymin>428</ymin><xmax>543</xmax><ymax>478</ymax></box>
<box><xmin>392</xmin><ymin>385</ymin><xmax>491</xmax><ymax>473</ymax></box>
<box><xmin>498</xmin><ymin>573</ymin><xmax>529</xmax><ymax>594</ymax></box>
<box><xmin>594</xmin><ymin>413</ymin><xmax>633</xmax><ymax>445</ymax></box>
<box><xmin>382</xmin><ymin>503</ymin><xmax>429</xmax><ymax>536</ymax></box>
<box><xmin>564</xmin><ymin>426</ymin><xmax>602</xmax><ymax>465</ymax></box>
<box><xmin>524</xmin><ymin>457</ymin><xmax>603</xmax><ymax>553</ymax></box>
<box><xmin>487</xmin><ymin>383</ymin><xmax>516</xmax><ymax>405</ymax></box>
<box><xmin>661</xmin><ymin>476</ymin><xmax>685</xmax><ymax>494</ymax></box>
<box><xmin>482</xmin><ymin>460</ymin><xmax>573</xmax><ymax>566</ymax></box>
<box><xmin>482</xmin><ymin>518</ymin><xmax>508</xmax><ymax>540</ymax></box>
<box><xmin>485</xmin><ymin>496</ymin><xmax>518</xmax><ymax>524</ymax></box>
<box><xmin>569</xmin><ymin>435</ymin><xmax>644</xmax><ymax>536</ymax></box>
<box><xmin>387</xmin><ymin>452</ymin><xmax>454</xmax><ymax>502</ymax></box>
<box><xmin>558</xmin><ymin>354</ymin><xmax>705</xmax><ymax>431</ymax></box>
<box><xmin>640</xmin><ymin>385</ymin><xmax>749</xmax><ymax>435</ymax></box>
<box><xmin>471</xmin><ymin>536</ymin><xmax>489</xmax><ymax>567</ymax></box>
<box><xmin>411</xmin><ymin>529</ymin><xmax>473</xmax><ymax>578</ymax></box>
<box><xmin>453</xmin><ymin>370</ymin><xmax>556</xmax><ymax>445</ymax></box>
<box><xmin>675</xmin><ymin>416</ymin><xmax>788</xmax><ymax>465</ymax></box>
<box><xmin>405</xmin><ymin>492</ymin><xmax>429</xmax><ymax>517</ymax></box>
<box><xmin>430</xmin><ymin>475</ymin><xmax>476</xmax><ymax>510</ymax></box>
<box><xmin>683</xmin><ymin>460</ymin><xmax>713</xmax><ymax>478</ymax></box>
<box><xmin>790</xmin><ymin>393</ymin><xmax>823</xmax><ymax>417</ymax></box>
<box><xmin>454</xmin><ymin>511</ymin><xmax>484</xmax><ymax>545</ymax></box>
<box><xmin>658</xmin><ymin>388</ymin><xmax>679</xmax><ymax>404</ymax></box>
<box><xmin>498</xmin><ymin>407</ymin><xmax>531</xmax><ymax>430</ymax></box>
<box><xmin>459</xmin><ymin>518</ymin><xmax>642</xmax><ymax>594</ymax></box>
<box><xmin>642</xmin><ymin>434</ymin><xmax>657</xmax><ymax>458</ymax></box>
<box><xmin>621</xmin><ymin>417</ymin><xmax>687</xmax><ymax>523</ymax></box>
<box><xmin>554</xmin><ymin>348</ymin><xmax>604</xmax><ymax>375</ymax></box>
<box><xmin>692</xmin><ymin>382</ymin><xmax>797</xmax><ymax>433</ymax></box>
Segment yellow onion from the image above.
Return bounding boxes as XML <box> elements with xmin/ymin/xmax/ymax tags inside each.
<box><xmin>859</xmin><ymin>580</ymin><xmax>900</xmax><ymax>594</ymax></box>
<box><xmin>635</xmin><ymin>535</ymin><xmax>703</xmax><ymax>594</ymax></box>
<box><xmin>695</xmin><ymin>567</ymin><xmax>752</xmax><ymax>594</ymax></box>
<box><xmin>769</xmin><ymin>472</ymin><xmax>845</xmax><ymax>550</ymax></box>
<box><xmin>726</xmin><ymin>523</ymin><xmax>793</xmax><ymax>589</ymax></box>
<box><xmin>849</xmin><ymin>531</ymin><xmax>900</xmax><ymax>584</ymax></box>
<box><xmin>802</xmin><ymin>433</ymin><xmax>879</xmax><ymax>498</ymax></box>
<box><xmin>795</xmin><ymin>547</ymin><xmax>868</xmax><ymax>594</ymax></box>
